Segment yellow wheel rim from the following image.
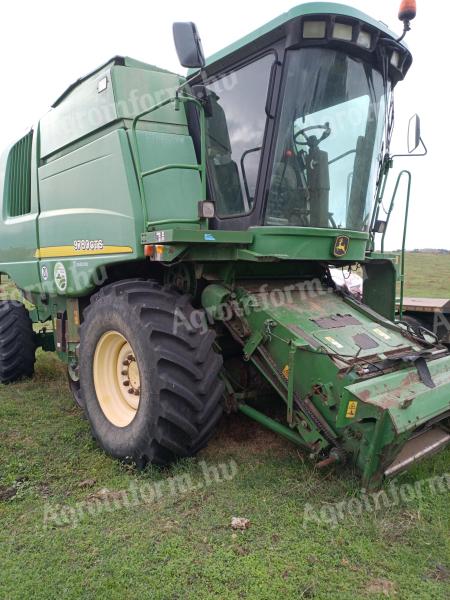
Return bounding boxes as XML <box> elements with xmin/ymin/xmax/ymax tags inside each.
<box><xmin>93</xmin><ymin>330</ymin><xmax>141</xmax><ymax>427</ymax></box>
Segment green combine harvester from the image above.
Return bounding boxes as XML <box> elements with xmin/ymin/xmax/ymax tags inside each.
<box><xmin>1</xmin><ymin>1</ymin><xmax>449</xmax><ymax>489</ymax></box>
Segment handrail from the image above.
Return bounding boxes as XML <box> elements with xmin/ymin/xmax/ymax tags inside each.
<box><xmin>368</xmin><ymin>156</ymin><xmax>392</xmax><ymax>251</ymax></box>
<box><xmin>130</xmin><ymin>94</ymin><xmax>206</xmax><ymax>227</ymax></box>
<box><xmin>381</xmin><ymin>169</ymin><xmax>412</xmax><ymax>320</ymax></box>
<box><xmin>240</xmin><ymin>146</ymin><xmax>261</xmax><ymax>209</ymax></box>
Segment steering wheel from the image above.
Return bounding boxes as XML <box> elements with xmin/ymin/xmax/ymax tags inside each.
<box><xmin>294</xmin><ymin>122</ymin><xmax>331</xmax><ymax>148</ymax></box>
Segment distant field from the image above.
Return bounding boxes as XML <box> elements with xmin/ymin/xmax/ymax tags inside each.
<box><xmin>403</xmin><ymin>252</ymin><xmax>450</xmax><ymax>298</ymax></box>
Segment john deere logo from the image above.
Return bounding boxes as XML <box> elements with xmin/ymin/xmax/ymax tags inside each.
<box><xmin>333</xmin><ymin>236</ymin><xmax>349</xmax><ymax>257</ymax></box>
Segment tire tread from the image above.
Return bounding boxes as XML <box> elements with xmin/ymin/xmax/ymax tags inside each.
<box><xmin>0</xmin><ymin>301</ymin><xmax>36</xmax><ymax>384</ymax></box>
<box><xmin>80</xmin><ymin>279</ymin><xmax>223</xmax><ymax>467</ymax></box>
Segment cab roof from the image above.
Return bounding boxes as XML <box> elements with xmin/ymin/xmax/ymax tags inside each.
<box><xmin>190</xmin><ymin>2</ymin><xmax>406</xmax><ymax>74</ymax></box>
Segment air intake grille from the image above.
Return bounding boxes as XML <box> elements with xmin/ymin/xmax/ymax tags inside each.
<box><xmin>6</xmin><ymin>131</ymin><xmax>33</xmax><ymax>217</ymax></box>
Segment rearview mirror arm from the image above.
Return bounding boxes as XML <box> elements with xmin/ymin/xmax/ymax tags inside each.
<box><xmin>390</xmin><ymin>137</ymin><xmax>428</xmax><ymax>159</ymax></box>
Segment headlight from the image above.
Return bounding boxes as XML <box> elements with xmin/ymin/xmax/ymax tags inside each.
<box><xmin>391</xmin><ymin>51</ymin><xmax>401</xmax><ymax>67</ymax></box>
<box><xmin>332</xmin><ymin>23</ymin><xmax>353</xmax><ymax>41</ymax></box>
<box><xmin>303</xmin><ymin>21</ymin><xmax>327</xmax><ymax>39</ymax></box>
<box><xmin>357</xmin><ymin>30</ymin><xmax>372</xmax><ymax>49</ymax></box>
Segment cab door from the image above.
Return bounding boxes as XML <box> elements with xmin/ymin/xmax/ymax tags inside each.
<box><xmin>201</xmin><ymin>50</ymin><xmax>281</xmax><ymax>231</ymax></box>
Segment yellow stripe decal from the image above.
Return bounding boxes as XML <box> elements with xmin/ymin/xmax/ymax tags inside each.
<box><xmin>35</xmin><ymin>245</ymin><xmax>134</xmax><ymax>259</ymax></box>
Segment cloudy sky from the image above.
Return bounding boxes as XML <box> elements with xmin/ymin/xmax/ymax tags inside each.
<box><xmin>0</xmin><ymin>1</ymin><xmax>442</xmax><ymax>249</ymax></box>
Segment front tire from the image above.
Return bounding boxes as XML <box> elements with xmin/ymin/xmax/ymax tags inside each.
<box><xmin>0</xmin><ymin>301</ymin><xmax>36</xmax><ymax>384</ymax></box>
<box><xmin>79</xmin><ymin>280</ymin><xmax>224</xmax><ymax>466</ymax></box>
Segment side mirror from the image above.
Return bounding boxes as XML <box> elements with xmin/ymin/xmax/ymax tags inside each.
<box><xmin>391</xmin><ymin>113</ymin><xmax>427</xmax><ymax>159</ymax></box>
<box><xmin>407</xmin><ymin>113</ymin><xmax>421</xmax><ymax>153</ymax></box>
<box><xmin>173</xmin><ymin>22</ymin><xmax>205</xmax><ymax>69</ymax></box>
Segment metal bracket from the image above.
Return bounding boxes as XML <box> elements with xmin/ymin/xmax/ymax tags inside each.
<box><xmin>243</xmin><ymin>330</ymin><xmax>264</xmax><ymax>361</ymax></box>
<box><xmin>243</xmin><ymin>319</ymin><xmax>277</xmax><ymax>360</ymax></box>
<box><xmin>287</xmin><ymin>344</ymin><xmax>296</xmax><ymax>425</ymax></box>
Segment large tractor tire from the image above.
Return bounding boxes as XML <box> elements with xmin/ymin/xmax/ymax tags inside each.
<box><xmin>79</xmin><ymin>279</ymin><xmax>224</xmax><ymax>467</ymax></box>
<box><xmin>0</xmin><ymin>301</ymin><xmax>36</xmax><ymax>384</ymax></box>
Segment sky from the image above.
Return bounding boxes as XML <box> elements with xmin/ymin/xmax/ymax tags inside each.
<box><xmin>0</xmin><ymin>0</ymin><xmax>443</xmax><ymax>249</ymax></box>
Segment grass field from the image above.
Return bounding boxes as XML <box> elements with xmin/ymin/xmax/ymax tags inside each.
<box><xmin>403</xmin><ymin>253</ymin><xmax>450</xmax><ymax>298</ymax></box>
<box><xmin>1</xmin><ymin>254</ymin><xmax>449</xmax><ymax>599</ymax></box>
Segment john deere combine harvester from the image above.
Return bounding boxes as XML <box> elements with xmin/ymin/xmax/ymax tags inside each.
<box><xmin>1</xmin><ymin>1</ymin><xmax>449</xmax><ymax>489</ymax></box>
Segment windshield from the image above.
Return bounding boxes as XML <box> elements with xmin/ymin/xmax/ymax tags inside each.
<box><xmin>265</xmin><ymin>48</ymin><xmax>387</xmax><ymax>231</ymax></box>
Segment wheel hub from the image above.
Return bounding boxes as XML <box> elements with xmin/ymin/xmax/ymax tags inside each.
<box><xmin>117</xmin><ymin>343</ymin><xmax>140</xmax><ymax>409</ymax></box>
<box><xmin>93</xmin><ymin>331</ymin><xmax>141</xmax><ymax>427</ymax></box>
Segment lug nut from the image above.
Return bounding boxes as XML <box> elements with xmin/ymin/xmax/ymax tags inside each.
<box><xmin>121</xmin><ymin>370</ymin><xmax>128</xmax><ymax>376</ymax></box>
<box><xmin>123</xmin><ymin>380</ymin><xmax>130</xmax><ymax>386</ymax></box>
<box><xmin>122</xmin><ymin>359</ymin><xmax>130</xmax><ymax>366</ymax></box>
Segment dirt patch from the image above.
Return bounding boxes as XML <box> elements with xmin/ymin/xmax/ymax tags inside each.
<box><xmin>375</xmin><ymin>509</ymin><xmax>420</xmax><ymax>544</ymax></box>
<box><xmin>206</xmin><ymin>412</ymin><xmax>296</xmax><ymax>457</ymax></box>
<box><xmin>366</xmin><ymin>578</ymin><xmax>396</xmax><ymax>596</ymax></box>
<box><xmin>3</xmin><ymin>430</ymin><xmax>35</xmax><ymax>447</ymax></box>
<box><xmin>0</xmin><ymin>486</ymin><xmax>17</xmax><ymax>501</ymax></box>
<box><xmin>425</xmin><ymin>564</ymin><xmax>450</xmax><ymax>582</ymax></box>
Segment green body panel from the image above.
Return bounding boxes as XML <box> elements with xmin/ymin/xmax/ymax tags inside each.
<box><xmin>248</xmin><ymin>227</ymin><xmax>367</xmax><ymax>261</ymax></box>
<box><xmin>40</xmin><ymin>65</ymin><xmax>117</xmax><ymax>159</ymax></box>
<box><xmin>135</xmin><ymin>130</ymin><xmax>202</xmax><ymax>224</ymax></box>
<box><xmin>142</xmin><ymin>227</ymin><xmax>367</xmax><ymax>262</ymax></box>
<box><xmin>0</xmin><ymin>59</ymin><xmax>203</xmax><ymax>298</ymax></box>
<box><xmin>142</xmin><ymin>229</ymin><xmax>253</xmax><ymax>244</ymax></box>
<box><xmin>363</xmin><ymin>254</ymin><xmax>399</xmax><ymax>321</ymax></box>
<box><xmin>37</xmin><ymin>129</ymin><xmax>143</xmax><ymax>296</ymax></box>
<box><xmin>40</xmin><ymin>59</ymin><xmax>185</xmax><ymax>160</ymax></box>
<box><xmin>112</xmin><ymin>65</ymin><xmax>185</xmax><ymax>129</ymax></box>
<box><xmin>0</xmin><ymin>130</ymin><xmax>41</xmax><ymax>287</ymax></box>
<box><xmin>346</xmin><ymin>356</ymin><xmax>450</xmax><ymax>434</ymax></box>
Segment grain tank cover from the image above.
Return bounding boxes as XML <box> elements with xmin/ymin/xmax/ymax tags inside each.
<box><xmin>39</xmin><ymin>56</ymin><xmax>185</xmax><ymax>159</ymax></box>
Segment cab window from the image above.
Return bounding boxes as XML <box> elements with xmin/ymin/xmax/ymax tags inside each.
<box><xmin>204</xmin><ymin>54</ymin><xmax>274</xmax><ymax>217</ymax></box>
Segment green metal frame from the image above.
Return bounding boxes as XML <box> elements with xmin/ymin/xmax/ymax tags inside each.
<box><xmin>238</xmin><ymin>403</ymin><xmax>310</xmax><ymax>449</ymax></box>
<box><xmin>368</xmin><ymin>156</ymin><xmax>392</xmax><ymax>252</ymax></box>
<box><xmin>131</xmin><ymin>94</ymin><xmax>207</xmax><ymax>227</ymax></box>
<box><xmin>381</xmin><ymin>170</ymin><xmax>412</xmax><ymax>320</ymax></box>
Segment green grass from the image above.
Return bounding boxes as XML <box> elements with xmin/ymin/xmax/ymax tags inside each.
<box><xmin>1</xmin><ymin>255</ymin><xmax>450</xmax><ymax>599</ymax></box>
<box><xmin>403</xmin><ymin>252</ymin><xmax>450</xmax><ymax>298</ymax></box>
<box><xmin>1</xmin><ymin>356</ymin><xmax>449</xmax><ymax>599</ymax></box>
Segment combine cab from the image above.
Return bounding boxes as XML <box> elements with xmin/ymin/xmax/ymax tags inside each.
<box><xmin>0</xmin><ymin>1</ymin><xmax>448</xmax><ymax>489</ymax></box>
